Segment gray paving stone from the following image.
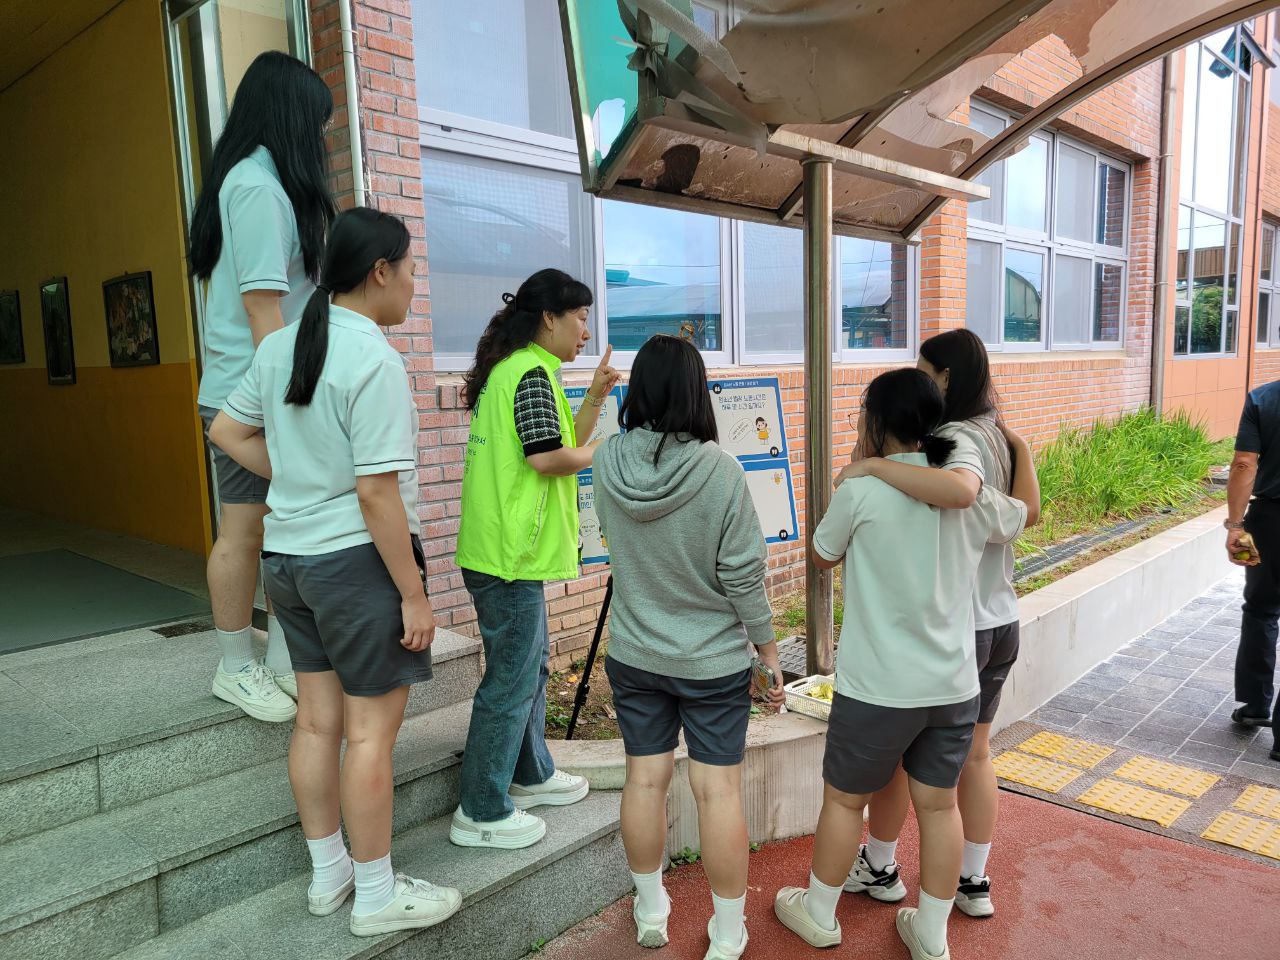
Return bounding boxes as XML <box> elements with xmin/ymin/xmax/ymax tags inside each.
<box><xmin>1160</xmin><ymin>690</ymin><xmax>1228</xmax><ymax>719</ymax></box>
<box><xmin>1173</xmin><ymin>740</ymin><xmax>1241</xmax><ymax>771</ymax></box>
<box><xmin>0</xmin><ymin>757</ymin><xmax>97</xmax><ymax>845</ymax></box>
<box><xmin>1069</xmin><ymin>673</ymin><xmax>1128</xmax><ymax>694</ymax></box>
<box><xmin>1115</xmin><ymin>643</ymin><xmax>1162</xmax><ymax>661</ymax></box>
<box><xmin>1189</xmin><ymin>720</ymin><xmax>1261</xmax><ymax>749</ymax></box>
<box><xmin>1161</xmin><ymin>654</ymin><xmax>1210</xmax><ymax>671</ymax></box>
<box><xmin>1128</xmin><ymin>715</ymin><xmax>1197</xmax><ymax>745</ymax></box>
<box><xmin>1128</xmin><ymin>672</ymin><xmax>1184</xmax><ymax>693</ymax></box>
<box><xmin>1047</xmin><ymin>693</ymin><xmax>1107</xmax><ymax>714</ymax></box>
<box><xmin>1172</xmin><ymin>641</ymin><xmax>1226</xmax><ymax>659</ymax></box>
<box><xmin>1090</xmin><ymin>662</ymin><xmax>1146</xmax><ymax>681</ymax></box>
<box><xmin>1231</xmin><ymin>759</ymin><xmax>1280</xmax><ymax>787</ymax></box>
<box><xmin>0</xmin><ymin>674</ymin><xmax>96</xmax><ymax>783</ymax></box>
<box><xmin>1029</xmin><ymin>707</ymin><xmax>1083</xmax><ymax>730</ymax></box>
<box><xmin>1142</xmin><ymin>659</ymin><xmax>1197</xmax><ymax>680</ymax></box>
<box><xmin>1102</xmin><ymin>690</ymin><xmax>1169</xmax><ymax>715</ymax></box>
<box><xmin>1087</xmin><ymin>705</ymin><xmax>1150</xmax><ymax>727</ymax></box>
<box><xmin>1118</xmin><ymin>735</ymin><xmax>1180</xmax><ymax>757</ymax></box>
<box><xmin>0</xmin><ymin>880</ymin><xmax>157</xmax><ymax>960</ymax></box>
<box><xmin>1241</xmin><ymin>737</ymin><xmax>1278</xmax><ymax>766</ymax></box>
<box><xmin>1108</xmin><ymin>654</ymin><xmax>1156</xmax><ymax>673</ymax></box>
<box><xmin>1071</xmin><ymin>718</ymin><xmax>1138</xmax><ymax>743</ymax></box>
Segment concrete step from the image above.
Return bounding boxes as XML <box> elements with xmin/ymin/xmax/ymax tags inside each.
<box><xmin>0</xmin><ymin>699</ymin><xmax>477</xmax><ymax>958</ymax></box>
<box><xmin>0</xmin><ymin>627</ymin><xmax>482</xmax><ymax>843</ymax></box>
<box><xmin>117</xmin><ymin>794</ymin><xmax>623</xmax><ymax>960</ymax></box>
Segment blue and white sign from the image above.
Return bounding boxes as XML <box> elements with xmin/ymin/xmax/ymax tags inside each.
<box><xmin>708</xmin><ymin>377</ymin><xmax>789</xmax><ymax>461</ymax></box>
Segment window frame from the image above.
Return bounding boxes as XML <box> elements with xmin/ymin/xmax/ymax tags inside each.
<box><xmin>1260</xmin><ymin>221</ymin><xmax>1280</xmax><ymax>347</ymax></box>
<box><xmin>415</xmin><ymin>0</ymin><xmax>917</xmax><ymax>372</ymax></box>
<box><xmin>965</xmin><ymin>100</ymin><xmax>1131</xmax><ymax>353</ymax></box>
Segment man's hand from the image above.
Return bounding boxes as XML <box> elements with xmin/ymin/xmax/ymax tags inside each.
<box><xmin>1227</xmin><ymin>528</ymin><xmax>1261</xmax><ymax>567</ymax></box>
<box><xmin>757</xmin><ymin>648</ymin><xmax>786</xmax><ymax>707</ymax></box>
<box><xmin>589</xmin><ymin>345</ymin><xmax>621</xmax><ymax>399</ymax></box>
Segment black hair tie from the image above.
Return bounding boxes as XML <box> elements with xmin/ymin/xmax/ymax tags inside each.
<box><xmin>501</xmin><ymin>292</ymin><xmax>516</xmax><ymax>306</ymax></box>
<box><xmin>317</xmin><ymin>284</ymin><xmax>331</xmax><ymax>294</ymax></box>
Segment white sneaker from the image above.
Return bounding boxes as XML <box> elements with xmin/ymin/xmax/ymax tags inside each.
<box><xmin>449</xmin><ymin>807</ymin><xmax>546</xmax><ymax>849</ymax></box>
<box><xmin>634</xmin><ymin>891</ymin><xmax>670</xmax><ymax>948</ymax></box>
<box><xmin>349</xmin><ymin>874</ymin><xmax>462</xmax><ymax>937</ymax></box>
<box><xmin>955</xmin><ymin>875</ymin><xmax>995</xmax><ymax>917</ymax></box>
<box><xmin>844</xmin><ymin>845</ymin><xmax>908</xmax><ymax>902</ymax></box>
<box><xmin>509</xmin><ymin>769</ymin><xmax>589</xmax><ymax>810</ymax></box>
<box><xmin>212</xmin><ymin>660</ymin><xmax>297</xmax><ymax>722</ymax></box>
<box><xmin>704</xmin><ymin>917</ymin><xmax>748</xmax><ymax>960</ymax></box>
<box><xmin>273</xmin><ymin>670</ymin><xmax>298</xmax><ymax>699</ymax></box>
<box><xmin>308</xmin><ymin>871</ymin><xmax>354</xmax><ymax>916</ymax></box>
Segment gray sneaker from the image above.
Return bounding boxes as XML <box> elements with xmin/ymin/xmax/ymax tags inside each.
<box><xmin>509</xmin><ymin>770</ymin><xmax>589</xmax><ymax>810</ymax></box>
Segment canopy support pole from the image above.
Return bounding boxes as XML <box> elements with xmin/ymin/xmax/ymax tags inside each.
<box><xmin>803</xmin><ymin>157</ymin><xmax>835</xmax><ymax>678</ymax></box>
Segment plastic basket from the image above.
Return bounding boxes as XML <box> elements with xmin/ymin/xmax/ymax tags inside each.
<box><xmin>784</xmin><ymin>674</ymin><xmax>835</xmax><ymax>722</ymax></box>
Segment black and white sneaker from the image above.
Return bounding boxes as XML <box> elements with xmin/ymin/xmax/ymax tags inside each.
<box><xmin>955</xmin><ymin>875</ymin><xmax>995</xmax><ymax>918</ymax></box>
<box><xmin>843</xmin><ymin>845</ymin><xmax>907</xmax><ymax>902</ymax></box>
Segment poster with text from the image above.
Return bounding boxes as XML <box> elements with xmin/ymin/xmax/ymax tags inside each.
<box><xmin>708</xmin><ymin>377</ymin><xmax>788</xmax><ymax>461</ymax></box>
<box><xmin>565</xmin><ymin>385</ymin><xmax>625</xmax><ymax>566</ymax></box>
<box><xmin>564</xmin><ymin>384</ymin><xmax>625</xmax><ymax>444</ymax></box>
<box><xmin>742</xmin><ymin>458</ymin><xmax>800</xmax><ymax>544</ymax></box>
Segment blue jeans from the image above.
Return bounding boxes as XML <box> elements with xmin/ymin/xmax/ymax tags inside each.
<box><xmin>458</xmin><ymin>569</ymin><xmax>557</xmax><ymax>822</ymax></box>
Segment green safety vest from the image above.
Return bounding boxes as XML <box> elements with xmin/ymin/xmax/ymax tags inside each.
<box><xmin>456</xmin><ymin>343</ymin><xmax>580</xmax><ymax>582</ymax></box>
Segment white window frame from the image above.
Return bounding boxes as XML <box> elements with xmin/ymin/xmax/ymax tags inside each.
<box><xmin>966</xmin><ymin>99</ymin><xmax>1131</xmax><ymax>353</ymax></box>
<box><xmin>415</xmin><ymin>0</ymin><xmax>917</xmax><ymax>372</ymax></box>
<box><xmin>1260</xmin><ymin>222</ymin><xmax>1279</xmax><ymax>347</ymax></box>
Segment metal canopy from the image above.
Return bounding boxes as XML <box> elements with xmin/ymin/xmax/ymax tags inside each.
<box><xmin>558</xmin><ymin>0</ymin><xmax>1277</xmax><ymax>244</ymax></box>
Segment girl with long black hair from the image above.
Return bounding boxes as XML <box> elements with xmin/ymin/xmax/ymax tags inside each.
<box><xmin>193</xmin><ymin>50</ymin><xmax>337</xmax><ymax>723</ymax></box>
<box><xmin>774</xmin><ymin>368</ymin><xmax>1036</xmax><ymax>960</ymax></box>
<box><xmin>837</xmin><ymin>331</ymin><xmax>1041</xmax><ymax>927</ymax></box>
<box><xmin>209</xmin><ymin>208</ymin><xmax>460</xmax><ymax>935</ymax></box>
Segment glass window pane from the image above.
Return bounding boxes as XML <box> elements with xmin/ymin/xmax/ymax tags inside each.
<box><xmin>1191</xmin><ymin>212</ymin><xmax>1226</xmax><ymax>354</ymax></box>
<box><xmin>840</xmin><ymin>238</ymin><xmax>909</xmax><ymax>351</ymax></box>
<box><xmin>1195</xmin><ymin>50</ymin><xmax>1235</xmax><ymax>212</ymax></box>
<box><xmin>1233</xmin><ymin>75</ymin><xmax>1250</xmax><ymax>217</ymax></box>
<box><xmin>966</xmin><ymin>240</ymin><xmax>1001</xmax><ymax>344</ymax></box>
<box><xmin>1097</xmin><ymin>164</ymin><xmax>1127</xmax><ymax>247</ymax></box>
<box><xmin>1094</xmin><ymin>262</ymin><xmax>1123</xmax><ymax>343</ymax></box>
<box><xmin>1006</xmin><ymin>136</ymin><xmax>1048</xmax><ymax>232</ymax></box>
<box><xmin>1055</xmin><ymin>144</ymin><xmax>1095</xmax><ymax>243</ymax></box>
<box><xmin>1176</xmin><ymin>205</ymin><xmax>1192</xmax><ymax>299</ymax></box>
<box><xmin>968</xmin><ymin>109</ymin><xmax>1005</xmax><ymax>225</ymax></box>
<box><xmin>1180</xmin><ymin>48</ymin><xmax>1198</xmax><ymax>202</ymax></box>
<box><xmin>743</xmin><ymin>223</ymin><xmax>803</xmax><ymax>354</ymax></box>
<box><xmin>691</xmin><ymin>2</ymin><xmax>720</xmax><ymax>35</ymax></box>
<box><xmin>1263</xmin><ymin>225</ymin><xmax>1275</xmax><ymax>284</ymax></box>
<box><xmin>1226</xmin><ymin>307</ymin><xmax>1238</xmax><ymax>354</ymax></box>
<box><xmin>1175</xmin><ymin>304</ymin><xmax>1190</xmax><ymax>354</ymax></box>
<box><xmin>1004</xmin><ymin>248</ymin><xmax>1045</xmax><ymax>345</ymax></box>
<box><xmin>422</xmin><ymin>151</ymin><xmax>594</xmax><ymax>359</ymax></box>
<box><xmin>1258</xmin><ymin>291</ymin><xmax>1270</xmax><ymax>345</ymax></box>
<box><xmin>1052</xmin><ymin>255</ymin><xmax>1092</xmax><ymax>345</ymax></box>
<box><xmin>414</xmin><ymin>0</ymin><xmax>573</xmax><ymax>137</ymax></box>
<box><xmin>1227</xmin><ymin>221</ymin><xmax>1241</xmax><ymax>305</ymax></box>
<box><xmin>603</xmin><ymin>202</ymin><xmax>721</xmax><ymax>352</ymax></box>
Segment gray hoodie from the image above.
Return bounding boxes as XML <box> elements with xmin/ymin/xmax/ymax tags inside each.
<box><xmin>594</xmin><ymin>427</ymin><xmax>774</xmax><ymax>680</ymax></box>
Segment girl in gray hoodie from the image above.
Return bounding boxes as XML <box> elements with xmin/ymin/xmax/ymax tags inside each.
<box><xmin>594</xmin><ymin>334</ymin><xmax>785</xmax><ymax>960</ymax></box>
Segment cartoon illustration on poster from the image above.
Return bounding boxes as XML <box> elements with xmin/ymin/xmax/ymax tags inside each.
<box><xmin>708</xmin><ymin>378</ymin><xmax>787</xmax><ymax>460</ymax></box>
<box><xmin>742</xmin><ymin>458</ymin><xmax>799</xmax><ymax>544</ymax></box>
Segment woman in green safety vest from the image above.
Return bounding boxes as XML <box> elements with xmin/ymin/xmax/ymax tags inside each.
<box><xmin>450</xmin><ymin>268</ymin><xmax>620</xmax><ymax>851</ymax></box>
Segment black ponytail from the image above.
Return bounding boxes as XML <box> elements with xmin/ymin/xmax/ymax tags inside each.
<box><xmin>285</xmin><ymin>207</ymin><xmax>411</xmax><ymax>406</ymax></box>
<box><xmin>462</xmin><ymin>268</ymin><xmax>593</xmax><ymax>411</ymax></box>
<box><xmin>861</xmin><ymin>368</ymin><xmax>956</xmax><ymax>466</ymax></box>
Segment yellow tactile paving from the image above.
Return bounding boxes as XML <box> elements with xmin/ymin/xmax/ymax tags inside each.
<box><xmin>1015</xmin><ymin>731</ymin><xmax>1115</xmax><ymax>769</ymax></box>
<box><xmin>993</xmin><ymin>752</ymin><xmax>1084</xmax><ymax>793</ymax></box>
<box><xmin>1202</xmin><ymin>810</ymin><xmax>1280</xmax><ymax>860</ymax></box>
<box><xmin>1233</xmin><ymin>784</ymin><xmax>1280</xmax><ymax>820</ymax></box>
<box><xmin>1111</xmin><ymin>756</ymin><xmax>1221</xmax><ymax>799</ymax></box>
<box><xmin>1076</xmin><ymin>779</ymin><xmax>1192</xmax><ymax>827</ymax></box>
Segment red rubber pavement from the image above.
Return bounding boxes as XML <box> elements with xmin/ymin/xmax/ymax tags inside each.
<box><xmin>538</xmin><ymin>791</ymin><xmax>1280</xmax><ymax>959</ymax></box>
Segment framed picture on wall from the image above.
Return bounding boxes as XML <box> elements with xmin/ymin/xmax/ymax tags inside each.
<box><xmin>103</xmin><ymin>271</ymin><xmax>160</xmax><ymax>368</ymax></box>
<box><xmin>40</xmin><ymin>277</ymin><xmax>75</xmax><ymax>386</ymax></box>
<box><xmin>0</xmin><ymin>290</ymin><xmax>22</xmax><ymax>364</ymax></box>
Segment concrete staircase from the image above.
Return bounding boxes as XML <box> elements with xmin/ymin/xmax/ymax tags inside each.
<box><xmin>0</xmin><ymin>625</ymin><xmax>626</xmax><ymax>959</ymax></box>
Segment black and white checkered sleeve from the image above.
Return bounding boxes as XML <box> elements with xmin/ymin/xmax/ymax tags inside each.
<box><xmin>513</xmin><ymin>368</ymin><xmax>564</xmax><ymax>456</ymax></box>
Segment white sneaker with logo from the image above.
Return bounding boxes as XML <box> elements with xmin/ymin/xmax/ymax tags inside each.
<box><xmin>508</xmin><ymin>769</ymin><xmax>590</xmax><ymax>810</ymax></box>
<box><xmin>449</xmin><ymin>807</ymin><xmax>547</xmax><ymax>849</ymax></box>
<box><xmin>211</xmin><ymin>660</ymin><xmax>297</xmax><ymax>723</ymax></box>
<box><xmin>273</xmin><ymin>670</ymin><xmax>298</xmax><ymax>699</ymax></box>
<box><xmin>348</xmin><ymin>874</ymin><xmax>462</xmax><ymax>937</ymax></box>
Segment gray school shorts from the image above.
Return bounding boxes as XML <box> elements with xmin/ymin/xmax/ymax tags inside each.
<box><xmin>261</xmin><ymin>538</ymin><xmax>432</xmax><ymax>697</ymax></box>
<box><xmin>823</xmin><ymin>692</ymin><xmax>980</xmax><ymax>794</ymax></box>
<box><xmin>199</xmin><ymin>405</ymin><xmax>269</xmax><ymax>506</ymax></box>
<box><xmin>976</xmin><ymin>621</ymin><xmax>1020</xmax><ymax>724</ymax></box>
<box><xmin>605</xmin><ymin>656</ymin><xmax>752</xmax><ymax>766</ymax></box>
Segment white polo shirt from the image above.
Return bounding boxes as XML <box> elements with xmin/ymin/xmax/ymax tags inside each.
<box><xmin>813</xmin><ymin>451</ymin><xmax>1026</xmax><ymax>709</ymax></box>
<box><xmin>223</xmin><ymin>305</ymin><xmax>421</xmax><ymax>556</ymax></box>
<box><xmin>197</xmin><ymin>145</ymin><xmax>314</xmax><ymax>410</ymax></box>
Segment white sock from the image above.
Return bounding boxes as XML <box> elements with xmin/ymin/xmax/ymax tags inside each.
<box><xmin>803</xmin><ymin>872</ymin><xmax>841</xmax><ymax>932</ymax></box>
<box><xmin>711</xmin><ymin>891</ymin><xmax>747</xmax><ymax>948</ymax></box>
<box><xmin>216</xmin><ymin>626</ymin><xmax>256</xmax><ymax>674</ymax></box>
<box><xmin>865</xmin><ymin>833</ymin><xmax>898</xmax><ymax>871</ymax></box>
<box><xmin>352</xmin><ymin>853</ymin><xmax>396</xmax><ymax>916</ymax></box>
<box><xmin>961</xmin><ymin>840</ymin><xmax>992</xmax><ymax>880</ymax></box>
<box><xmin>630</xmin><ymin>868</ymin><xmax>667</xmax><ymax>918</ymax></box>
<box><xmin>305</xmin><ymin>829</ymin><xmax>352</xmax><ymax>896</ymax></box>
<box><xmin>913</xmin><ymin>891</ymin><xmax>954</xmax><ymax>957</ymax></box>
<box><xmin>265</xmin><ymin>615</ymin><xmax>293</xmax><ymax>675</ymax></box>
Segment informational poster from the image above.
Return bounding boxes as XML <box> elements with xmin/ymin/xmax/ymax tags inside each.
<box><xmin>567</xmin><ymin>377</ymin><xmax>798</xmax><ymax>564</ymax></box>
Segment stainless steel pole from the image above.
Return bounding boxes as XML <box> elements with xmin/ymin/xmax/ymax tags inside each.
<box><xmin>803</xmin><ymin>157</ymin><xmax>834</xmax><ymax>677</ymax></box>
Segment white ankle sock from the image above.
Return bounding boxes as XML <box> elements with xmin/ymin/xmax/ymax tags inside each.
<box><xmin>305</xmin><ymin>829</ymin><xmax>352</xmax><ymax>896</ymax></box>
<box><xmin>913</xmin><ymin>891</ymin><xmax>954</xmax><ymax>957</ymax></box>
<box><xmin>216</xmin><ymin>626</ymin><xmax>256</xmax><ymax>674</ymax></box>
<box><xmin>961</xmin><ymin>840</ymin><xmax>992</xmax><ymax>880</ymax></box>
<box><xmin>352</xmin><ymin>853</ymin><xmax>396</xmax><ymax>916</ymax></box>
<box><xmin>711</xmin><ymin>891</ymin><xmax>747</xmax><ymax>947</ymax></box>
<box><xmin>865</xmin><ymin>833</ymin><xmax>898</xmax><ymax>871</ymax></box>
<box><xmin>803</xmin><ymin>872</ymin><xmax>841</xmax><ymax>932</ymax></box>
<box><xmin>630</xmin><ymin>868</ymin><xmax>667</xmax><ymax>918</ymax></box>
<box><xmin>264</xmin><ymin>615</ymin><xmax>293</xmax><ymax>675</ymax></box>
